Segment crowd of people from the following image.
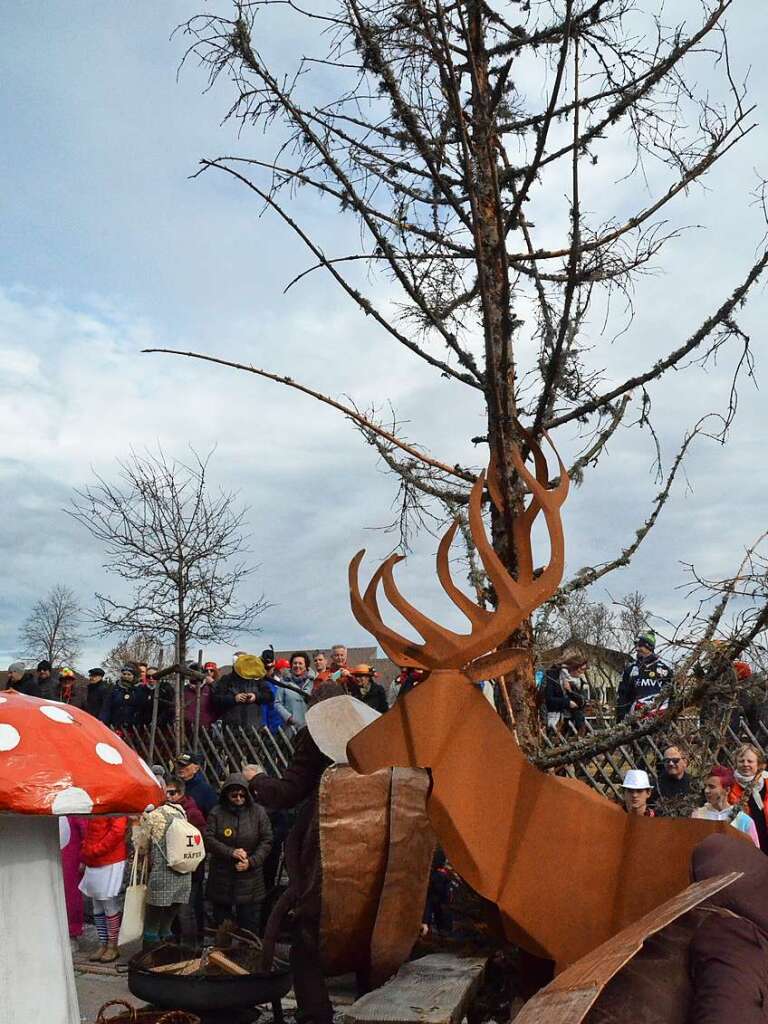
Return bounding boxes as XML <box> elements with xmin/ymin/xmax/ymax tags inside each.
<box><xmin>12</xmin><ymin>636</ymin><xmax>768</xmax><ymax>986</ymax></box>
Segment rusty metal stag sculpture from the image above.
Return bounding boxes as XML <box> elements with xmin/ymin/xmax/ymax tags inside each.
<box><xmin>347</xmin><ymin>434</ymin><xmax>733</xmax><ymax>969</ymax></box>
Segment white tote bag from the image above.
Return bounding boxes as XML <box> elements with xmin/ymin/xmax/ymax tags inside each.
<box><xmin>165</xmin><ymin>814</ymin><xmax>206</xmax><ymax>874</ymax></box>
<box><xmin>118</xmin><ymin>848</ymin><xmax>147</xmax><ymax>948</ymax></box>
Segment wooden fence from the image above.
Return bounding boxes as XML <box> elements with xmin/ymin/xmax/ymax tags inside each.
<box><xmin>121</xmin><ymin>711</ymin><xmax>768</xmax><ymax>800</ymax></box>
<box><xmin>123</xmin><ymin>722</ymin><xmax>295</xmax><ymax>785</ymax></box>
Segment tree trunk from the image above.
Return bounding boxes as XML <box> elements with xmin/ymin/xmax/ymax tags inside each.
<box><xmin>468</xmin><ymin>4</ymin><xmax>537</xmax><ymax>745</ymax></box>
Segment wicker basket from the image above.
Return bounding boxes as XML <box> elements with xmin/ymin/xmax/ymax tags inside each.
<box><xmin>96</xmin><ymin>999</ymin><xmax>200</xmax><ymax>1024</ymax></box>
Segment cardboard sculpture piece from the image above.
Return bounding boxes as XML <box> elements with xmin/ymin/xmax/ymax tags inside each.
<box><xmin>306</xmin><ymin>694</ymin><xmax>381</xmax><ymax>763</ymax></box>
<box><xmin>318</xmin><ymin>764</ymin><xmax>434</xmax><ymax>984</ymax></box>
<box><xmin>345</xmin><ymin>434</ymin><xmax>735</xmax><ymax>969</ymax></box>
<box><xmin>513</xmin><ymin>872</ymin><xmax>742</xmax><ymax>1024</ymax></box>
<box><xmin>0</xmin><ymin>691</ymin><xmax>164</xmax><ymax>1024</ymax></box>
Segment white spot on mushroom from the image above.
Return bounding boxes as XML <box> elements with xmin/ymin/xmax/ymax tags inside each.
<box><xmin>144</xmin><ymin>804</ymin><xmax>156</xmax><ymax>813</ymax></box>
<box><xmin>39</xmin><ymin>706</ymin><xmax>75</xmax><ymax>724</ymax></box>
<box><xmin>52</xmin><ymin>787</ymin><xmax>94</xmax><ymax>815</ymax></box>
<box><xmin>0</xmin><ymin>724</ymin><xmax>20</xmax><ymax>751</ymax></box>
<box><xmin>0</xmin><ymin>696</ymin><xmax>7</xmax><ymax>704</ymax></box>
<box><xmin>139</xmin><ymin>758</ymin><xmax>159</xmax><ymax>783</ymax></box>
<box><xmin>96</xmin><ymin>743</ymin><xmax>123</xmax><ymax>766</ymax></box>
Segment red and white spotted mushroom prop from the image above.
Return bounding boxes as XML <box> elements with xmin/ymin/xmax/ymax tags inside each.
<box><xmin>0</xmin><ymin>690</ymin><xmax>164</xmax><ymax>1024</ymax></box>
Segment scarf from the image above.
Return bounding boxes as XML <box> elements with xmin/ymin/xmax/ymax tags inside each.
<box><xmin>729</xmin><ymin>771</ymin><xmax>768</xmax><ymax>827</ymax></box>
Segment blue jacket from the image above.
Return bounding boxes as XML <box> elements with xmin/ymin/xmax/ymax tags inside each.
<box><xmin>184</xmin><ymin>770</ymin><xmax>218</xmax><ymax>818</ymax></box>
<box><xmin>99</xmin><ymin>681</ymin><xmax>151</xmax><ymax>730</ymax></box>
<box><xmin>275</xmin><ymin>673</ymin><xmax>313</xmax><ymax>730</ymax></box>
<box><xmin>261</xmin><ymin>680</ymin><xmax>285</xmax><ymax>735</ymax></box>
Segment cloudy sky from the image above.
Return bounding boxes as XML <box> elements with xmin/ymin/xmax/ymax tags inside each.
<box><xmin>1</xmin><ymin>2</ymin><xmax>766</xmax><ymax>670</ymax></box>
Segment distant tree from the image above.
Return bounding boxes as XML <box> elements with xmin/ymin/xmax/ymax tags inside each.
<box><xmin>19</xmin><ymin>584</ymin><xmax>81</xmax><ymax>667</ymax></box>
<box><xmin>69</xmin><ymin>448</ymin><xmax>267</xmax><ymax>667</ymax></box>
<box><xmin>102</xmin><ymin>633</ymin><xmax>171</xmax><ymax>679</ymax></box>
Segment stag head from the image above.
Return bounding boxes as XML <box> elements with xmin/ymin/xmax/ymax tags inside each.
<box><xmin>349</xmin><ymin>432</ymin><xmax>568</xmax><ymax>683</ymax></box>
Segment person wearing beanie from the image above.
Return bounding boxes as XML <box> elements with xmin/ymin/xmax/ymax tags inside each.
<box><xmin>6</xmin><ymin>660</ymin><xmax>40</xmax><ymax>697</ymax></box>
<box><xmin>99</xmin><ymin>664</ymin><xmax>151</xmax><ymax>732</ymax></box>
<box><xmin>86</xmin><ymin>668</ymin><xmax>111</xmax><ymax>719</ymax></box>
<box><xmin>36</xmin><ymin>659</ymin><xmax>56</xmax><ymax>701</ymax></box>
<box><xmin>615</xmin><ymin>630</ymin><xmax>673</xmax><ymax>722</ymax></box>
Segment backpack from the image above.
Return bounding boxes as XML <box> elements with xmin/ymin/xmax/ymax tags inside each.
<box><xmin>165</xmin><ymin>808</ymin><xmax>206</xmax><ymax>874</ymax></box>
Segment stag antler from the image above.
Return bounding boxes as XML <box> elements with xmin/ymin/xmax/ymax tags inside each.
<box><xmin>349</xmin><ymin>431</ymin><xmax>568</xmax><ymax>682</ymax></box>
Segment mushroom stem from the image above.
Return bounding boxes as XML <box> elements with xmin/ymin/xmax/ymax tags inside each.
<box><xmin>0</xmin><ymin>814</ymin><xmax>79</xmax><ymax>1023</ymax></box>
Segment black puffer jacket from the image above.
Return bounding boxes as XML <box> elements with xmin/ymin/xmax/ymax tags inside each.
<box><xmin>205</xmin><ymin>773</ymin><xmax>273</xmax><ymax>906</ymax></box>
<box><xmin>212</xmin><ymin>670</ymin><xmax>274</xmax><ymax>729</ymax></box>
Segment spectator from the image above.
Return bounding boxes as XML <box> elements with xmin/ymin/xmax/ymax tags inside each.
<box><xmin>312</xmin><ymin>652</ymin><xmax>331</xmax><ymax>690</ymax></box>
<box><xmin>657</xmin><ymin>744</ymin><xmax>691</xmax><ymax>800</ymax></box>
<box><xmin>422</xmin><ymin>848</ymin><xmax>456</xmax><ymax>937</ymax></box>
<box><xmin>261</xmin><ymin>647</ymin><xmax>276</xmax><ymax>675</ymax></box>
<box><xmin>184</xmin><ymin>662</ymin><xmax>219</xmax><ymax>732</ymax></box>
<box><xmin>621</xmin><ymin>769</ymin><xmax>655</xmax><ymax>817</ymax></box>
<box><xmin>36</xmin><ymin>659</ymin><xmax>56</xmax><ymax>700</ymax></box>
<box><xmin>213</xmin><ymin>654</ymin><xmax>274</xmax><ymax>730</ymax></box>
<box><xmin>349</xmin><ymin>664</ymin><xmax>389</xmax><ymax>714</ymax></box>
<box><xmin>100</xmin><ymin>665</ymin><xmax>151</xmax><ymax>731</ymax></box>
<box><xmin>274</xmin><ymin>658</ymin><xmax>291</xmax><ymax>678</ymax></box>
<box><xmin>6</xmin><ymin>660</ymin><xmax>39</xmax><ymax>696</ymax></box>
<box><xmin>165</xmin><ymin>775</ymin><xmax>206</xmax><ymax>943</ymax></box>
<box><xmin>79</xmin><ymin>814</ymin><xmax>128</xmax><ymax>962</ymax></box>
<box><xmin>86</xmin><ymin>668</ymin><xmax>111</xmax><ymax>719</ymax></box>
<box><xmin>59</xmin><ymin>816</ymin><xmax>86</xmax><ymax>944</ymax></box>
<box><xmin>692</xmin><ymin>765</ymin><xmax>760</xmax><ymax>846</ymax></box>
<box><xmin>562</xmin><ymin>657</ymin><xmax>589</xmax><ymax>734</ymax></box>
<box><xmin>543</xmin><ymin>661</ymin><xmax>579</xmax><ymax>732</ymax></box>
<box><xmin>136</xmin><ymin>791</ymin><xmax>193</xmax><ymax>948</ymax></box>
<box><xmin>174</xmin><ymin>753</ymin><xmax>218</xmax><ymax>817</ymax></box>
<box><xmin>261</xmin><ymin>671</ymin><xmax>286</xmax><ymax>735</ymax></box>
<box><xmin>145</xmin><ymin>668</ymin><xmax>175</xmax><ymax>728</ymax></box>
<box><xmin>205</xmin><ymin>773</ymin><xmax>273</xmax><ymax>934</ymax></box>
<box><xmin>616</xmin><ymin>631</ymin><xmax>673</xmax><ymax>721</ymax></box>
<box><xmin>57</xmin><ymin>667</ymin><xmax>85</xmax><ymax>708</ymax></box>
<box><xmin>330</xmin><ymin>644</ymin><xmax>351</xmax><ymax>682</ymax></box>
<box><xmin>728</xmin><ymin>743</ymin><xmax>768</xmax><ymax>853</ymax></box>
<box><xmin>276</xmin><ymin>653</ymin><xmax>314</xmax><ymax>733</ymax></box>
<box><xmin>391</xmin><ymin>666</ymin><xmax>427</xmax><ymax>703</ymax></box>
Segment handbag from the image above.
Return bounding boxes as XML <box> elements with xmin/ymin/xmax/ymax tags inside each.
<box><xmin>118</xmin><ymin>849</ymin><xmax>148</xmax><ymax>948</ymax></box>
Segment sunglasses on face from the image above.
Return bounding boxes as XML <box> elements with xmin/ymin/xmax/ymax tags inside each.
<box><xmin>229</xmin><ymin>791</ymin><xmax>247</xmax><ymax>800</ymax></box>
<box><xmin>166</xmin><ymin>789</ymin><xmax>180</xmax><ymax>796</ymax></box>
<box><xmin>663</xmin><ymin>758</ymin><xmax>681</xmax><ymax>765</ymax></box>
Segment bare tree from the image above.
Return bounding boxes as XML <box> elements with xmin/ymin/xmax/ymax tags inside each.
<box><xmin>147</xmin><ymin>0</ymin><xmax>768</xmax><ymax>743</ymax></box>
<box><xmin>19</xmin><ymin>584</ymin><xmax>82</xmax><ymax>666</ymax></box>
<box><xmin>68</xmin><ymin>448</ymin><xmax>267</xmax><ymax>667</ymax></box>
<box><xmin>102</xmin><ymin>633</ymin><xmax>172</xmax><ymax>679</ymax></box>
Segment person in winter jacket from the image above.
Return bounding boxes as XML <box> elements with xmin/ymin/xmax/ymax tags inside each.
<box><xmin>275</xmin><ymin>652</ymin><xmax>314</xmax><ymax>733</ymax></box>
<box><xmin>5</xmin><ymin>660</ymin><xmax>39</xmax><ymax>696</ymax></box>
<box><xmin>543</xmin><ymin>660</ymin><xmax>583</xmax><ymax>731</ymax></box>
<box><xmin>728</xmin><ymin>743</ymin><xmax>768</xmax><ymax>853</ymax></box>
<box><xmin>349</xmin><ymin>664</ymin><xmax>389</xmax><ymax>714</ymax></box>
<box><xmin>36</xmin><ymin>660</ymin><xmax>56</xmax><ymax>700</ymax></box>
<box><xmin>205</xmin><ymin>773</ymin><xmax>273</xmax><ymax>933</ymax></box>
<box><xmin>136</xmin><ymin>793</ymin><xmax>193</xmax><ymax>947</ymax></box>
<box><xmin>100</xmin><ymin>665</ymin><xmax>152</xmax><ymax>731</ymax></box>
<box><xmin>86</xmin><ymin>668</ymin><xmax>111</xmax><ymax>719</ymax></box>
<box><xmin>212</xmin><ymin>654</ymin><xmax>274</xmax><ymax>730</ymax></box>
<box><xmin>165</xmin><ymin>776</ymin><xmax>206</xmax><ymax>942</ymax></box>
<box><xmin>184</xmin><ymin>662</ymin><xmax>219</xmax><ymax>731</ymax></box>
<box><xmin>616</xmin><ymin>631</ymin><xmax>673</xmax><ymax>721</ymax></box>
<box><xmin>174</xmin><ymin>753</ymin><xmax>218</xmax><ymax>817</ymax></box>
<box><xmin>79</xmin><ymin>816</ymin><xmax>128</xmax><ymax>962</ymax></box>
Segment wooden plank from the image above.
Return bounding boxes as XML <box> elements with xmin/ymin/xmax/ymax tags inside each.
<box><xmin>344</xmin><ymin>954</ymin><xmax>487</xmax><ymax>1024</ymax></box>
<box><xmin>149</xmin><ymin>957</ymin><xmax>201</xmax><ymax>975</ymax></box>
<box><xmin>208</xmin><ymin>949</ymin><xmax>249</xmax><ymax>976</ymax></box>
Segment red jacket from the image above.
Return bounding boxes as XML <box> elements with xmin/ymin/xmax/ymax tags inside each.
<box><xmin>179</xmin><ymin>794</ymin><xmax>207</xmax><ymax>831</ymax></box>
<box><xmin>81</xmin><ymin>817</ymin><xmax>128</xmax><ymax>867</ymax></box>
